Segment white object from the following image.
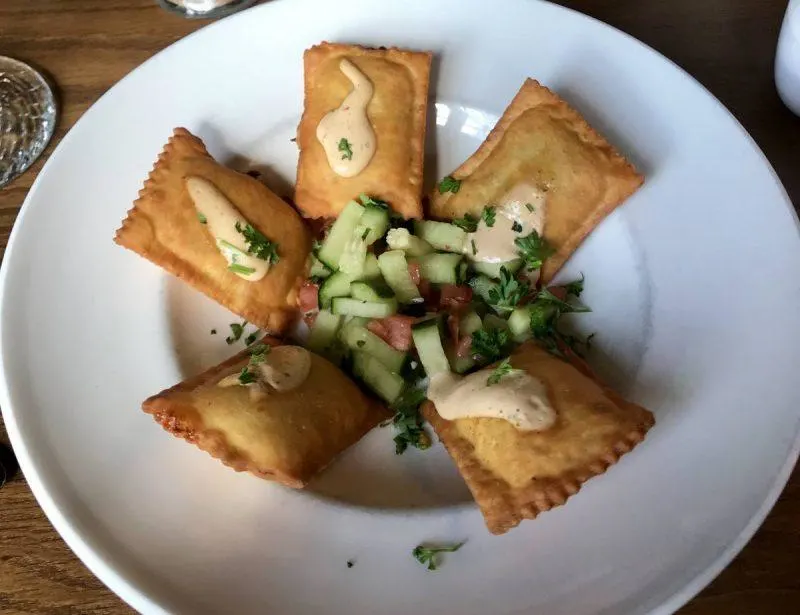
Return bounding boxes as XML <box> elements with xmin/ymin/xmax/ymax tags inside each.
<box><xmin>776</xmin><ymin>0</ymin><xmax>800</xmax><ymax>114</ymax></box>
<box><xmin>1</xmin><ymin>1</ymin><xmax>799</xmax><ymax>614</ymax></box>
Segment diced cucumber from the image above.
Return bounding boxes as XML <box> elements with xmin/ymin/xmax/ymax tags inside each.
<box><xmin>341</xmin><ymin>315</ymin><xmax>369</xmax><ymax>330</ymax></box>
<box><xmin>460</xmin><ymin>311</ymin><xmax>483</xmax><ymax>336</ymax></box>
<box><xmin>307</xmin><ymin>310</ymin><xmax>343</xmax><ymax>354</ymax></box>
<box><xmin>350</xmin><ymin>281</ymin><xmax>395</xmax><ymax>303</ymax></box>
<box><xmin>508</xmin><ymin>306</ymin><xmax>533</xmax><ymax>342</ymax></box>
<box><xmin>341</xmin><ymin>324</ymin><xmax>406</xmax><ymax>372</ymax></box>
<box><xmin>319</xmin><ymin>271</ymin><xmax>353</xmax><ymax>308</ymax></box>
<box><xmin>411</xmin><ymin>318</ymin><xmax>451</xmax><ymax>376</ymax></box>
<box><xmin>414</xmin><ymin>220</ymin><xmax>467</xmax><ymax>253</ymax></box>
<box><xmin>419</xmin><ymin>253</ymin><xmax>462</xmax><ymax>285</ymax></box>
<box><xmin>472</xmin><ymin>259</ymin><xmax>522</xmax><ymax>279</ymax></box>
<box><xmin>446</xmin><ymin>343</ymin><xmax>476</xmax><ymax>374</ymax></box>
<box><xmin>317</xmin><ymin>200</ymin><xmax>364</xmax><ymax>267</ymax></box>
<box><xmin>386</xmin><ymin>227</ymin><xmax>434</xmax><ymax>256</ymax></box>
<box><xmin>339</xmin><ymin>231</ymin><xmax>368</xmax><ymax>278</ymax></box>
<box><xmin>483</xmin><ymin>313</ymin><xmax>510</xmax><ymax>332</ymax></box>
<box><xmin>377</xmin><ymin>250</ymin><xmax>421</xmax><ymax>303</ymax></box>
<box><xmin>457</xmin><ymin>260</ymin><xmax>469</xmax><ymax>284</ymax></box>
<box><xmin>352</xmin><ymin>351</ymin><xmax>404</xmax><ymax>404</ymax></box>
<box><xmin>332</xmin><ymin>297</ymin><xmax>398</xmax><ymax>318</ymax></box>
<box><xmin>360</xmin><ymin>206</ymin><xmax>390</xmax><ymax>245</ymax></box>
<box><xmin>308</xmin><ymin>255</ymin><xmax>332</xmax><ymax>280</ymax></box>
<box><xmin>469</xmin><ymin>274</ymin><xmax>499</xmax><ymax>305</ymax></box>
<box><xmin>355</xmin><ymin>253</ymin><xmax>381</xmax><ymax>281</ymax></box>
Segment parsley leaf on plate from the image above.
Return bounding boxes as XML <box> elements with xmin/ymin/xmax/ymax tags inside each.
<box><xmin>359</xmin><ymin>194</ymin><xmax>389</xmax><ymax>210</ymax></box>
<box><xmin>481</xmin><ymin>206</ymin><xmax>496</xmax><ymax>228</ymax></box>
<box><xmin>226</xmin><ymin>321</ymin><xmax>247</xmax><ymax>345</ymax></box>
<box><xmin>471</xmin><ymin>327</ymin><xmax>510</xmax><ymax>363</ymax></box>
<box><xmin>228</xmin><ymin>263</ymin><xmax>256</xmax><ymax>275</ymax></box>
<box><xmin>487</xmin><ymin>358</ymin><xmax>515</xmax><ymax>386</ymax></box>
<box><xmin>561</xmin><ymin>273</ymin><xmax>585</xmax><ymax>298</ymax></box>
<box><xmin>412</xmin><ymin>542</ymin><xmax>465</xmax><ymax>571</ymax></box>
<box><xmin>338</xmin><ymin>138</ymin><xmax>353</xmax><ymax>160</ymax></box>
<box><xmin>452</xmin><ymin>213</ymin><xmax>478</xmax><ymax>233</ymax></box>
<box><xmin>487</xmin><ymin>266</ymin><xmax>530</xmax><ymax>313</ymax></box>
<box><xmin>389</xmin><ymin>386</ymin><xmax>431</xmax><ymax>454</ymax></box>
<box><xmin>512</xmin><ymin>220</ymin><xmax>523</xmax><ymax>233</ymax></box>
<box><xmin>197</xmin><ymin>213</ymin><xmax>207</xmax><ymax>224</ymax></box>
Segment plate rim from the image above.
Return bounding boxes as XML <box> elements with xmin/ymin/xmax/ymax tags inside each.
<box><xmin>1</xmin><ymin>1</ymin><xmax>798</xmax><ymax>613</ymax></box>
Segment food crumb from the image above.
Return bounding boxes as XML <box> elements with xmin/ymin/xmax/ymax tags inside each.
<box><xmin>210</xmin><ymin>329</ymin><xmax>217</xmax><ymax>335</ymax></box>
<box><xmin>346</xmin><ymin>560</ymin><xmax>354</xmax><ymax>568</ymax></box>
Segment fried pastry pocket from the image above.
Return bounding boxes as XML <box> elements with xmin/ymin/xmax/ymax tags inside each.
<box><xmin>115</xmin><ymin>128</ymin><xmax>311</xmax><ymax>333</ymax></box>
<box><xmin>422</xmin><ymin>342</ymin><xmax>655</xmax><ymax>534</ymax></box>
<box><xmin>295</xmin><ymin>43</ymin><xmax>431</xmax><ymax>219</ymax></box>
<box><xmin>143</xmin><ymin>338</ymin><xmax>388</xmax><ymax>488</ymax></box>
<box><xmin>428</xmin><ymin>79</ymin><xmax>643</xmax><ymax>283</ymax></box>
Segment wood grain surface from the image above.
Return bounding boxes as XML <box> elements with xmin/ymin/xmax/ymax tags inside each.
<box><xmin>1</xmin><ymin>0</ymin><xmax>799</xmax><ymax>613</ymax></box>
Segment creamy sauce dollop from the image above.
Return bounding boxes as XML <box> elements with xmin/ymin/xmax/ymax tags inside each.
<box><xmin>466</xmin><ymin>182</ymin><xmax>547</xmax><ymax>263</ymax></box>
<box><xmin>185</xmin><ymin>176</ymin><xmax>269</xmax><ymax>281</ymax></box>
<box><xmin>427</xmin><ymin>368</ymin><xmax>556</xmax><ymax>431</ymax></box>
<box><xmin>316</xmin><ymin>58</ymin><xmax>377</xmax><ymax>177</ymax></box>
<box><xmin>217</xmin><ymin>345</ymin><xmax>312</xmax><ymax>394</ymax></box>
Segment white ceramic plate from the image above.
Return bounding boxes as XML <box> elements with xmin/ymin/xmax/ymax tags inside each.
<box><xmin>2</xmin><ymin>0</ymin><xmax>799</xmax><ymax>613</ymax></box>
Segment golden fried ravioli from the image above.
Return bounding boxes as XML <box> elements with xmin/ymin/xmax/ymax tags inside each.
<box><xmin>143</xmin><ymin>338</ymin><xmax>389</xmax><ymax>488</ymax></box>
<box><xmin>115</xmin><ymin>128</ymin><xmax>311</xmax><ymax>333</ymax></box>
<box><xmin>429</xmin><ymin>79</ymin><xmax>643</xmax><ymax>283</ymax></box>
<box><xmin>422</xmin><ymin>342</ymin><xmax>654</xmax><ymax>534</ymax></box>
<box><xmin>295</xmin><ymin>43</ymin><xmax>431</xmax><ymax>219</ymax></box>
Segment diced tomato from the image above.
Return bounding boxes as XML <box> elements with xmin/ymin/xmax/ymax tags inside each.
<box><xmin>440</xmin><ymin>284</ymin><xmax>472</xmax><ymax>310</ymax></box>
<box><xmin>368</xmin><ymin>315</ymin><xmax>415</xmax><ymax>351</ymax></box>
<box><xmin>298</xmin><ymin>281</ymin><xmax>319</xmax><ymax>313</ymax></box>
<box><xmin>547</xmin><ymin>286</ymin><xmax>568</xmax><ymax>302</ymax></box>
<box><xmin>447</xmin><ymin>314</ymin><xmax>460</xmax><ymax>345</ymax></box>
<box><xmin>455</xmin><ymin>334</ymin><xmax>473</xmax><ymax>359</ymax></box>
<box><xmin>408</xmin><ymin>262</ymin><xmax>421</xmax><ymax>286</ymax></box>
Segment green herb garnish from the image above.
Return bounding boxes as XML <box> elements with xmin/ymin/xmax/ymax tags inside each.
<box><xmin>487</xmin><ymin>266</ymin><xmax>529</xmax><ymax>313</ymax></box>
<box><xmin>511</xmin><ymin>221</ymin><xmax>523</xmax><ymax>233</ymax></box>
<box><xmin>471</xmin><ymin>327</ymin><xmax>510</xmax><ymax>363</ymax></box>
<box><xmin>514</xmin><ymin>230</ymin><xmax>555</xmax><ymax>271</ymax></box>
<box><xmin>525</xmin><ymin>203</ymin><xmax>535</xmax><ymax>213</ymax></box>
<box><xmin>338</xmin><ymin>138</ymin><xmax>353</xmax><ymax>160</ymax></box>
<box><xmin>412</xmin><ymin>542</ymin><xmax>465</xmax><ymax>571</ymax></box>
<box><xmin>452</xmin><ymin>213</ymin><xmax>478</xmax><ymax>233</ymax></box>
<box><xmin>210</xmin><ymin>329</ymin><xmax>217</xmax><ymax>335</ymax></box>
<box><xmin>562</xmin><ymin>274</ymin><xmax>585</xmax><ymax>298</ymax></box>
<box><xmin>359</xmin><ymin>194</ymin><xmax>389</xmax><ymax>210</ymax></box>
<box><xmin>226</xmin><ymin>321</ymin><xmax>247</xmax><ymax>345</ymax></box>
<box><xmin>248</xmin><ymin>343</ymin><xmax>270</xmax><ymax>363</ymax></box>
<box><xmin>390</xmin><ymin>387</ymin><xmax>431</xmax><ymax>454</ymax></box>
<box><xmin>528</xmin><ymin>287</ymin><xmax>591</xmax><ymax>356</ymax></box>
<box><xmin>228</xmin><ymin>263</ymin><xmax>257</xmax><ymax>275</ymax></box>
<box><xmin>487</xmin><ymin>358</ymin><xmax>515</xmax><ymax>386</ymax></box>
<box><xmin>237</xmin><ymin>367</ymin><xmax>258</xmax><ymax>385</ymax></box>
<box><xmin>471</xmin><ymin>239</ymin><xmax>477</xmax><ymax>255</ymax></box>
<box><xmin>361</xmin><ymin>227</ymin><xmax>370</xmax><ymax>241</ymax></box>
<box><xmin>197</xmin><ymin>213</ymin><xmax>207</xmax><ymax>224</ymax></box>
<box><xmin>437</xmin><ymin>176</ymin><xmax>461</xmax><ymax>194</ymax></box>
<box><xmin>347</xmin><ymin>560</ymin><xmax>355</xmax><ymax>568</ymax></box>
<box><xmin>481</xmin><ymin>206</ymin><xmax>496</xmax><ymax>228</ymax></box>
<box><xmin>245</xmin><ymin>331</ymin><xmax>260</xmax><ymax>346</ymax></box>
<box><xmin>235</xmin><ymin>222</ymin><xmax>280</xmax><ymax>265</ymax></box>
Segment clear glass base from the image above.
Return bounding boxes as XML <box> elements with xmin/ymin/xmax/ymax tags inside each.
<box><xmin>0</xmin><ymin>57</ymin><xmax>58</xmax><ymax>188</ymax></box>
<box><xmin>157</xmin><ymin>0</ymin><xmax>257</xmax><ymax>18</ymax></box>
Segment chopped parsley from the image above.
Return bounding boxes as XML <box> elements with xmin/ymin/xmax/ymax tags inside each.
<box><xmin>511</xmin><ymin>220</ymin><xmax>523</xmax><ymax>233</ymax></box>
<box><xmin>210</xmin><ymin>329</ymin><xmax>217</xmax><ymax>335</ymax></box>
<box><xmin>235</xmin><ymin>222</ymin><xmax>280</xmax><ymax>265</ymax></box>
<box><xmin>514</xmin><ymin>230</ymin><xmax>555</xmax><ymax>271</ymax></box>
<box><xmin>226</xmin><ymin>321</ymin><xmax>247</xmax><ymax>345</ymax></box>
<box><xmin>471</xmin><ymin>239</ymin><xmax>477</xmax><ymax>255</ymax></box>
<box><xmin>452</xmin><ymin>213</ymin><xmax>478</xmax><ymax>233</ymax></box>
<box><xmin>228</xmin><ymin>263</ymin><xmax>256</xmax><ymax>275</ymax></box>
<box><xmin>347</xmin><ymin>560</ymin><xmax>355</xmax><ymax>569</ymax></box>
<box><xmin>471</xmin><ymin>327</ymin><xmax>510</xmax><ymax>364</ymax></box>
<box><xmin>197</xmin><ymin>213</ymin><xmax>207</xmax><ymax>224</ymax></box>
<box><xmin>361</xmin><ymin>227</ymin><xmax>370</xmax><ymax>241</ymax></box>
<box><xmin>338</xmin><ymin>138</ymin><xmax>353</xmax><ymax>160</ymax></box>
<box><xmin>437</xmin><ymin>176</ymin><xmax>461</xmax><ymax>194</ymax></box>
<box><xmin>562</xmin><ymin>274</ymin><xmax>585</xmax><ymax>299</ymax></box>
<box><xmin>525</xmin><ymin>203</ymin><xmax>535</xmax><ymax>213</ymax></box>
<box><xmin>481</xmin><ymin>206</ymin><xmax>496</xmax><ymax>228</ymax></box>
<box><xmin>487</xmin><ymin>266</ymin><xmax>529</xmax><ymax>313</ymax></box>
<box><xmin>359</xmin><ymin>194</ymin><xmax>389</xmax><ymax>210</ymax></box>
<box><xmin>245</xmin><ymin>331</ymin><xmax>260</xmax><ymax>346</ymax></box>
<box><xmin>390</xmin><ymin>387</ymin><xmax>431</xmax><ymax>454</ymax></box>
<box><xmin>237</xmin><ymin>367</ymin><xmax>258</xmax><ymax>385</ymax></box>
<box><xmin>412</xmin><ymin>542</ymin><xmax>465</xmax><ymax>571</ymax></box>
<box><xmin>528</xmin><ymin>287</ymin><xmax>591</xmax><ymax>356</ymax></box>
<box><xmin>487</xmin><ymin>358</ymin><xmax>515</xmax><ymax>386</ymax></box>
<box><xmin>238</xmin><ymin>343</ymin><xmax>270</xmax><ymax>384</ymax></box>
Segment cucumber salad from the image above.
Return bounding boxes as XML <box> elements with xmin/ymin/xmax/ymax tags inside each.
<box><xmin>299</xmin><ymin>194</ymin><xmax>590</xmax><ymax>453</ymax></box>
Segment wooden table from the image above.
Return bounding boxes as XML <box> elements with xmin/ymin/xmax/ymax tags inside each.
<box><xmin>1</xmin><ymin>1</ymin><xmax>798</xmax><ymax>613</ymax></box>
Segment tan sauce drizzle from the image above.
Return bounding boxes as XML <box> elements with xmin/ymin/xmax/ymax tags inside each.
<box><xmin>427</xmin><ymin>369</ymin><xmax>556</xmax><ymax>431</ymax></box>
<box><xmin>185</xmin><ymin>176</ymin><xmax>269</xmax><ymax>282</ymax></box>
<box><xmin>216</xmin><ymin>346</ymin><xmax>311</xmax><ymax>395</ymax></box>
<box><xmin>465</xmin><ymin>182</ymin><xmax>547</xmax><ymax>264</ymax></box>
<box><xmin>316</xmin><ymin>58</ymin><xmax>376</xmax><ymax>177</ymax></box>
